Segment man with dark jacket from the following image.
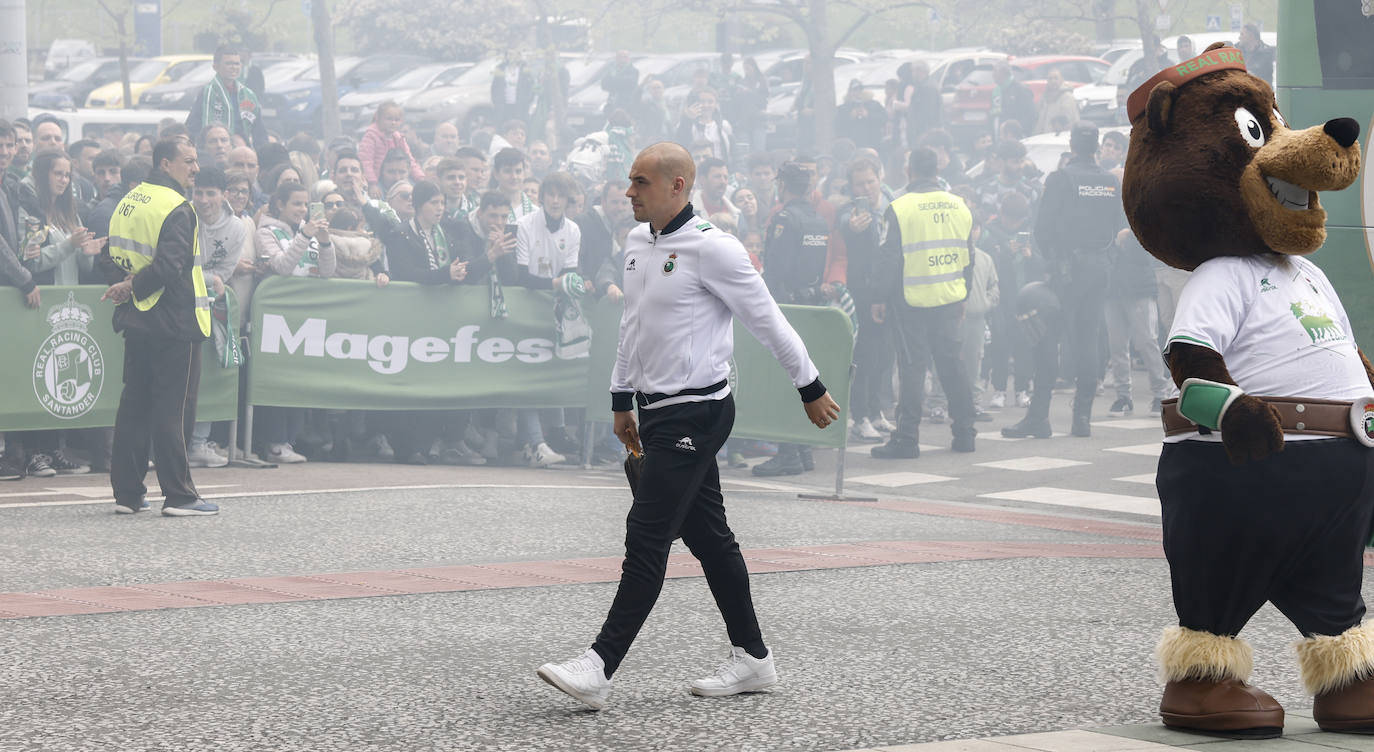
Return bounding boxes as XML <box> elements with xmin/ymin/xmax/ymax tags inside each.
<box><xmin>186</xmin><ymin>45</ymin><xmax>267</xmax><ymax>149</ymax></box>
<box><xmin>103</xmin><ymin>136</ymin><xmax>218</xmax><ymax>517</ymax></box>
<box><xmin>1004</xmin><ymin>121</ymin><xmax>1124</xmax><ymax>438</ymax></box>
<box><xmin>753</xmin><ymin>160</ymin><xmax>830</xmax><ymax>476</ymax></box>
<box><xmin>1104</xmin><ymin>229</ymin><xmax>1170</xmax><ymax>417</ymax></box>
<box><xmin>600</xmin><ymin>51</ymin><xmax>640</xmax><ymax>119</ymax></box>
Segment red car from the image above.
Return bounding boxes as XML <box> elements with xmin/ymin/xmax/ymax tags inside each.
<box><xmin>948</xmin><ymin>55</ymin><xmax>1110</xmax><ymax>136</ymax></box>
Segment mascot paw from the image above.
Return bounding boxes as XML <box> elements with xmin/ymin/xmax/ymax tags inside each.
<box><xmin>1219</xmin><ymin>395</ymin><xmax>1284</xmax><ymax>464</ymax></box>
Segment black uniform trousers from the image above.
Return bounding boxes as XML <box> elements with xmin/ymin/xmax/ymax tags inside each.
<box><xmin>111</xmin><ymin>334</ymin><xmax>202</xmax><ymax>507</ymax></box>
<box><xmin>1157</xmin><ymin>439</ymin><xmax>1374</xmax><ymax>638</ymax></box>
<box><xmin>592</xmin><ymin>395</ymin><xmax>764</xmax><ymax>675</ymax></box>
<box><xmin>891</xmin><ymin>300</ymin><xmax>976</xmax><ymax>446</ymax></box>
<box><xmin>850</xmin><ymin>297</ymin><xmax>895</xmax><ymax>423</ymax></box>
<box><xmin>1057</xmin><ymin>252</ymin><xmax>1109</xmax><ymax>418</ymax></box>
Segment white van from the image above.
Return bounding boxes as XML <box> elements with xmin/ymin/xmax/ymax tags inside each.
<box><xmin>43</xmin><ymin>39</ymin><xmax>98</xmax><ymax>79</ymax></box>
<box><xmin>28</xmin><ymin>107</ymin><xmax>188</xmax><ymax>142</ymax></box>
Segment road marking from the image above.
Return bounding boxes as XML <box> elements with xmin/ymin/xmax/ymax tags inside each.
<box><xmin>54</xmin><ymin>483</ymin><xmax>239</xmax><ymax>499</ymax></box>
<box><xmin>975</xmin><ymin>456</ymin><xmax>1090</xmax><ymax>472</ymax></box>
<box><xmin>1114</xmin><ymin>474</ymin><xmax>1157</xmax><ymax>485</ymax></box>
<box><xmin>846</xmin><ymin>443</ymin><xmax>941</xmax><ymax>454</ymax></box>
<box><xmin>977</xmin><ymin>433</ymin><xmax>1072</xmax><ymax>441</ymax></box>
<box><xmin>848</xmin><ymin>471</ymin><xmax>956</xmax><ymax>487</ymax></box>
<box><xmin>1104</xmin><ymin>443</ymin><xmax>1163</xmax><ymax>457</ymax></box>
<box><xmin>0</xmin><ymin>481</ymin><xmax>802</xmax><ymax>510</ymax></box>
<box><xmin>979</xmin><ymin>486</ymin><xmax>1160</xmax><ymax>517</ymax></box>
<box><xmin>1090</xmin><ymin>418</ymin><xmax>1163</xmax><ymax>430</ymax></box>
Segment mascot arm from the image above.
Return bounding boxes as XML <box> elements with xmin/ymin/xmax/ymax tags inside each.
<box><xmin>1167</xmin><ymin>342</ymin><xmax>1283</xmax><ymax>464</ymax></box>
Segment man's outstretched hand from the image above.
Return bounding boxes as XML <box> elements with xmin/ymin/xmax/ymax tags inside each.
<box><xmin>805</xmin><ymin>391</ymin><xmax>841</xmax><ymax>429</ymax></box>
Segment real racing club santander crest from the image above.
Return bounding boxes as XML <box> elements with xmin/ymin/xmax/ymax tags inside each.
<box><xmin>32</xmin><ymin>292</ymin><xmax>104</xmax><ymax>419</ymax></box>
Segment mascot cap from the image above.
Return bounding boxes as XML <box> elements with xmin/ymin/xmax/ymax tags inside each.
<box><xmin>1126</xmin><ymin>46</ymin><xmax>1248</xmax><ymax>123</ymax></box>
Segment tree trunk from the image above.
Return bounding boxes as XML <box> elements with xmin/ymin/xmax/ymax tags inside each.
<box><xmin>1094</xmin><ymin>0</ymin><xmax>1116</xmax><ymax>44</ymax></box>
<box><xmin>807</xmin><ymin>0</ymin><xmax>835</xmax><ymax>154</ymax></box>
<box><xmin>312</xmin><ymin>0</ymin><xmax>339</xmax><ymax>140</ymax></box>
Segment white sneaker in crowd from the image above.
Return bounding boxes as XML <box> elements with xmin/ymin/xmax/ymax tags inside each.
<box><xmin>872</xmin><ymin>414</ymin><xmax>896</xmax><ymax>433</ymax></box>
<box><xmin>689</xmin><ymin>646</ymin><xmax>778</xmax><ymax>697</ymax></box>
<box><xmin>1015</xmin><ymin>390</ymin><xmax>1032</xmax><ymax>407</ymax></box>
<box><xmin>205</xmin><ymin>440</ymin><xmax>229</xmax><ymax>458</ymax></box>
<box><xmin>268</xmin><ymin>443</ymin><xmax>307</xmax><ymax>464</ymax></box>
<box><xmin>988</xmin><ymin>391</ymin><xmax>1006</xmax><ymax>409</ymax></box>
<box><xmin>187</xmin><ymin>442</ymin><xmax>229</xmax><ymax>468</ymax></box>
<box><xmin>537</xmin><ymin>648</ymin><xmax>612</xmax><ymax>710</ymax></box>
<box><xmin>441</xmin><ymin>440</ymin><xmax>487</xmax><ymax>466</ymax></box>
<box><xmin>851</xmin><ymin>417</ymin><xmax>883</xmax><ymax>443</ymax></box>
<box><xmin>525</xmin><ymin>442</ymin><xmax>565</xmax><ymax>468</ymax></box>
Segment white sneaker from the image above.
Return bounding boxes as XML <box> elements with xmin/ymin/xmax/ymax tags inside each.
<box><xmin>988</xmin><ymin>391</ymin><xmax>1006</xmax><ymax>409</ymax></box>
<box><xmin>850</xmin><ymin>417</ymin><xmax>883</xmax><ymax>443</ymax></box>
<box><xmin>187</xmin><ymin>442</ymin><xmax>228</xmax><ymax>468</ymax></box>
<box><xmin>525</xmin><ymin>442</ymin><xmax>565</xmax><ymax>468</ymax></box>
<box><xmin>690</xmin><ymin>646</ymin><xmax>778</xmax><ymax>697</ymax></box>
<box><xmin>268</xmin><ymin>443</ymin><xmax>307</xmax><ymax>464</ymax></box>
<box><xmin>205</xmin><ymin>440</ymin><xmax>229</xmax><ymax>458</ymax></box>
<box><xmin>872</xmin><ymin>415</ymin><xmax>896</xmax><ymax>433</ymax></box>
<box><xmin>537</xmin><ymin>648</ymin><xmax>612</xmax><ymax>710</ymax></box>
<box><xmin>1015</xmin><ymin>390</ymin><xmax>1031</xmax><ymax>407</ymax></box>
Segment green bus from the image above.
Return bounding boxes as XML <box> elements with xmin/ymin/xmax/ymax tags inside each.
<box><xmin>1282</xmin><ymin>1</ymin><xmax>1374</xmax><ymax>341</ymax></box>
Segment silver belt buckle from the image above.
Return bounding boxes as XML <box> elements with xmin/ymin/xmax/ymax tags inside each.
<box><xmin>1350</xmin><ymin>397</ymin><xmax>1374</xmax><ymax>447</ymax></box>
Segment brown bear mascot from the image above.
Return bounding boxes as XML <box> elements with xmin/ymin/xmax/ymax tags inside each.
<box><xmin>1122</xmin><ymin>43</ymin><xmax>1370</xmax><ymax>738</ymax></box>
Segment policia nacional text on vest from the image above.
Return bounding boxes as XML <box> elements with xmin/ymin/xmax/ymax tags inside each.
<box><xmin>890</xmin><ymin>189</ymin><xmax>973</xmax><ymax>308</ymax></box>
<box><xmin>109</xmin><ymin>181</ymin><xmax>212</xmax><ymax>338</ymax></box>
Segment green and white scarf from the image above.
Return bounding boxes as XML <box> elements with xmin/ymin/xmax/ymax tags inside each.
<box><xmin>203</xmin><ymin>76</ymin><xmax>261</xmax><ymax>145</ymax></box>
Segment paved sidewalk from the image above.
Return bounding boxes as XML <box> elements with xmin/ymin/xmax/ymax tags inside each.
<box><xmin>832</xmin><ymin>712</ymin><xmax>1374</xmax><ymax>751</ymax></box>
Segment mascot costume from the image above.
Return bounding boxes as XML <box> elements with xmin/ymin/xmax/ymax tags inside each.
<box><xmin>1122</xmin><ymin>43</ymin><xmax>1370</xmax><ymax>738</ymax></box>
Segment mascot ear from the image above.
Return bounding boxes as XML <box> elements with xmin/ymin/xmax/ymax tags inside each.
<box><xmin>1204</xmin><ymin>41</ymin><xmax>1228</xmax><ymax>52</ymax></box>
<box><xmin>1147</xmin><ymin>80</ymin><xmax>1178</xmax><ymax>135</ymax></box>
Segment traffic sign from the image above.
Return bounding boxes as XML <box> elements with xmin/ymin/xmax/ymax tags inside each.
<box><xmin>1206</xmin><ymin>14</ymin><xmax>1222</xmax><ymax>31</ymax></box>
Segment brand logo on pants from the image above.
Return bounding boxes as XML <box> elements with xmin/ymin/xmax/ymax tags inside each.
<box><xmin>675</xmin><ymin>436</ymin><xmax>696</xmax><ymax>452</ymax></box>
<box><xmin>32</xmin><ymin>292</ymin><xmax>104</xmax><ymax>419</ymax></box>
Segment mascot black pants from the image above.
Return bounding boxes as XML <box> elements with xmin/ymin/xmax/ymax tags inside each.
<box><xmin>1158</xmin><ymin>438</ymin><xmax>1374</xmax><ymax>638</ymax></box>
<box><xmin>592</xmin><ymin>395</ymin><xmax>764</xmax><ymax>675</ymax></box>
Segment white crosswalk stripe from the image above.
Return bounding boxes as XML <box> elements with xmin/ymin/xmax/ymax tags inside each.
<box><xmin>975</xmin><ymin>456</ymin><xmax>1090</xmax><ymax>472</ymax></box>
<box><xmin>979</xmin><ymin>486</ymin><xmax>1160</xmax><ymax>517</ymax></box>
<box><xmin>848</xmin><ymin>471</ymin><xmax>957</xmax><ymax>487</ymax></box>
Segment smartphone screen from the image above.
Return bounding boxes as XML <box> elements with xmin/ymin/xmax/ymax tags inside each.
<box><xmin>504</xmin><ymin>223</ymin><xmax>518</xmax><ymax>238</ymax></box>
<box><xmin>309</xmin><ymin>202</ymin><xmax>325</xmax><ymax>222</ymax></box>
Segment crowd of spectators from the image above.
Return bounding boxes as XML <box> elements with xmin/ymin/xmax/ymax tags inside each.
<box><xmin>0</xmin><ymin>41</ymin><xmax>1188</xmax><ymax>479</ymax></box>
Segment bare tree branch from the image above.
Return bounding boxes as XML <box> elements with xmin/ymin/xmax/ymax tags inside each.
<box><xmin>724</xmin><ymin>1</ymin><xmax>807</xmax><ymax>25</ymax></box>
<box><xmin>833</xmin><ymin>1</ymin><xmax>934</xmax><ymax>48</ymax></box>
<box><xmin>250</xmin><ymin>0</ymin><xmax>288</xmax><ymax>29</ymax></box>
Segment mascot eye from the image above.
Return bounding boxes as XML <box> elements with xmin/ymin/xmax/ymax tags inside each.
<box><xmin>1234</xmin><ymin>107</ymin><xmax>1266</xmax><ymax>147</ymax></box>
<box><xmin>1272</xmin><ymin>108</ymin><xmax>1287</xmax><ymax>128</ymax></box>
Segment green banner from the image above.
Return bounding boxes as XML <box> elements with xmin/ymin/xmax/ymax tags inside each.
<box><xmin>250</xmin><ymin>279</ymin><xmax>855</xmax><ymax>448</ymax></box>
<box><xmin>247</xmin><ymin>277</ymin><xmax>593</xmax><ymax>410</ymax></box>
<box><xmin>0</xmin><ymin>286</ymin><xmax>240</xmax><ymax>431</ymax></box>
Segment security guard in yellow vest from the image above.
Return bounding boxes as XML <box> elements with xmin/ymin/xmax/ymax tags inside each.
<box><xmin>872</xmin><ymin>147</ymin><xmax>977</xmax><ymax>458</ymax></box>
<box><xmin>101</xmin><ymin>136</ymin><xmax>219</xmax><ymax>517</ymax></box>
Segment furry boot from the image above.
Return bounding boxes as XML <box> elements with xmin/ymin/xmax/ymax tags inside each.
<box><xmin>1298</xmin><ymin>622</ymin><xmax>1374</xmax><ymax>733</ymax></box>
<box><xmin>1156</xmin><ymin>626</ymin><xmax>1283</xmax><ymax>738</ymax></box>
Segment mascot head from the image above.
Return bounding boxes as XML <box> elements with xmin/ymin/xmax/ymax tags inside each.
<box><xmin>1121</xmin><ymin>42</ymin><xmax>1362</xmax><ymax>271</ymax></box>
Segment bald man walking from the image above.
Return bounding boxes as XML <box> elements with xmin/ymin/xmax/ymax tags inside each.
<box><xmin>537</xmin><ymin>143</ymin><xmax>841</xmax><ymax>709</ymax></box>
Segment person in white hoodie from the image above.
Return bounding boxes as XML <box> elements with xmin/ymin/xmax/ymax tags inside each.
<box><xmin>185</xmin><ymin>167</ymin><xmax>245</xmax><ymax>468</ymax></box>
<box><xmin>252</xmin><ymin>181</ymin><xmax>337</xmax><ymax>463</ymax></box>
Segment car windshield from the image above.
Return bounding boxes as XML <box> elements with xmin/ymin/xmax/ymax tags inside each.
<box><xmin>381</xmin><ymin>66</ymin><xmax>445</xmax><ymax>89</ymax></box>
<box><xmin>181</xmin><ymin>63</ymin><xmax>215</xmax><ymax>85</ymax></box>
<box><xmin>264</xmin><ymin>60</ymin><xmax>312</xmax><ymax>87</ymax></box>
<box><xmin>301</xmin><ymin>58</ymin><xmax>361</xmax><ymax>81</ymax></box>
<box><xmin>128</xmin><ymin>60</ymin><xmax>167</xmax><ymax>82</ymax></box>
<box><xmin>60</xmin><ymin>60</ymin><xmax>103</xmax><ymax>81</ymax></box>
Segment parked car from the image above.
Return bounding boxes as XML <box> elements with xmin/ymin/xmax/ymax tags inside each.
<box><xmin>260</xmin><ymin>54</ymin><xmax>428</xmax><ymax>137</ymax></box>
<box><xmin>138</xmin><ymin>55</ymin><xmax>305</xmax><ymax>110</ymax></box>
<box><xmin>28</xmin><ymin>57</ymin><xmax>142</xmax><ymax>110</ymax></box>
<box><xmin>963</xmin><ymin>125</ymin><xmax>1133</xmax><ymax>181</ymax></box>
<box><xmin>947</xmin><ymin>55</ymin><xmax>1110</xmax><ymax>135</ymax></box>
<box><xmin>338</xmin><ymin>62</ymin><xmax>474</xmax><ymax>134</ymax></box>
<box><xmin>1074</xmin><ymin>30</ymin><xmax>1277</xmax><ymax>125</ymax></box>
<box><xmin>764</xmin><ymin>48</ymin><xmax>1007</xmax><ymax>150</ymax></box>
<box><xmin>43</xmin><ymin>39</ymin><xmax>97</xmax><ymax>79</ymax></box>
<box><xmin>565</xmin><ymin>52</ymin><xmax>716</xmax><ymax>132</ymax></box>
<box><xmin>138</xmin><ymin>60</ymin><xmax>214</xmax><ymax>110</ymax></box>
<box><xmin>402</xmin><ymin>57</ymin><xmax>502</xmax><ymax>137</ymax></box>
<box><xmin>85</xmin><ymin>54</ymin><xmax>210</xmax><ymax>109</ymax></box>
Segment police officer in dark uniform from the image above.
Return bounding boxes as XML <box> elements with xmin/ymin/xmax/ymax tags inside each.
<box><xmin>753</xmin><ymin>160</ymin><xmax>831</xmax><ymax>476</ymax></box>
<box><xmin>1004</xmin><ymin>121</ymin><xmax>1124</xmax><ymax>438</ymax></box>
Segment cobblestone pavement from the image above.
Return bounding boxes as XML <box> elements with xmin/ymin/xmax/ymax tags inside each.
<box><xmin>2</xmin><ymin>381</ymin><xmax>1369</xmax><ymax>751</ymax></box>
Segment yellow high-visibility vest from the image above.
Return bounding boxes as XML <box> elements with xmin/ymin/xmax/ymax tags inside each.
<box><xmin>108</xmin><ymin>181</ymin><xmax>211</xmax><ymax>337</ymax></box>
<box><xmin>891</xmin><ymin>189</ymin><xmax>973</xmax><ymax>308</ymax></box>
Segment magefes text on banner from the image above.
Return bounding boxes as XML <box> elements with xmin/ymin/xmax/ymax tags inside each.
<box><xmin>0</xmin><ymin>286</ymin><xmax>239</xmax><ymax>432</ymax></box>
<box><xmin>247</xmin><ymin>277</ymin><xmax>854</xmax><ymax>448</ymax></box>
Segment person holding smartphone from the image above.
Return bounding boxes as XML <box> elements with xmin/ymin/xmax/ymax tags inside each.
<box><xmin>837</xmin><ymin>157</ymin><xmax>897</xmax><ymax>442</ymax></box>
